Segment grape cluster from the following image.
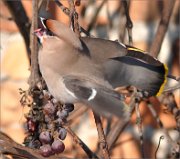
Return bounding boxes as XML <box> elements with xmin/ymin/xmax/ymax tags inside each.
<box><xmin>23</xmin><ymin>90</ymin><xmax>74</xmax><ymax>157</ymax></box>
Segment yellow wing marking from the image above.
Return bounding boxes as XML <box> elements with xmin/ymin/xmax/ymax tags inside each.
<box><xmin>156</xmin><ymin>64</ymin><xmax>168</xmax><ymax>96</ymax></box>
<box><xmin>127</xmin><ymin>47</ymin><xmax>145</xmax><ymax>53</ymax></box>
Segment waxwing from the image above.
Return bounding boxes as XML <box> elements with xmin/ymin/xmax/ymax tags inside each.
<box><xmin>34</xmin><ymin>19</ymin><xmax>168</xmax><ymax>118</ymax></box>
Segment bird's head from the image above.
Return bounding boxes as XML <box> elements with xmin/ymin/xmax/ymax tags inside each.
<box><xmin>34</xmin><ymin>17</ymin><xmax>53</xmax><ymax>44</ymax></box>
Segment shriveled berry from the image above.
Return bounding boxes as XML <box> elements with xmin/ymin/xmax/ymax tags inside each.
<box><xmin>27</xmin><ymin>119</ymin><xmax>36</xmax><ymax>132</ymax></box>
<box><xmin>75</xmin><ymin>0</ymin><xmax>81</xmax><ymax>6</ymax></box>
<box><xmin>58</xmin><ymin>128</ymin><xmax>67</xmax><ymax>140</ymax></box>
<box><xmin>28</xmin><ymin>140</ymin><xmax>41</xmax><ymax>149</ymax></box>
<box><xmin>51</xmin><ymin>140</ymin><xmax>65</xmax><ymax>153</ymax></box>
<box><xmin>44</xmin><ymin>114</ymin><xmax>54</xmax><ymax>123</ymax></box>
<box><xmin>64</xmin><ymin>103</ymin><xmax>74</xmax><ymax>112</ymax></box>
<box><xmin>23</xmin><ymin>135</ymin><xmax>33</xmax><ymax>147</ymax></box>
<box><xmin>56</xmin><ymin>118</ymin><xmax>63</xmax><ymax>126</ymax></box>
<box><xmin>57</xmin><ymin>110</ymin><xmax>68</xmax><ymax>119</ymax></box>
<box><xmin>52</xmin><ymin>98</ymin><xmax>58</xmax><ymax>104</ymax></box>
<box><xmin>43</xmin><ymin>102</ymin><xmax>55</xmax><ymax>115</ymax></box>
<box><xmin>47</xmin><ymin>123</ymin><xmax>55</xmax><ymax>130</ymax></box>
<box><xmin>39</xmin><ymin>131</ymin><xmax>52</xmax><ymax>144</ymax></box>
<box><xmin>40</xmin><ymin>144</ymin><xmax>53</xmax><ymax>157</ymax></box>
<box><xmin>43</xmin><ymin>90</ymin><xmax>51</xmax><ymax>100</ymax></box>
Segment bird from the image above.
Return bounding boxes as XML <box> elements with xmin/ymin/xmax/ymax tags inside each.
<box><xmin>34</xmin><ymin>18</ymin><xmax>168</xmax><ymax>118</ymax></box>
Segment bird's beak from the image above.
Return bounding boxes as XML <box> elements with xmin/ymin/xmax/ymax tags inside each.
<box><xmin>33</xmin><ymin>28</ymin><xmax>43</xmax><ymax>36</ymax></box>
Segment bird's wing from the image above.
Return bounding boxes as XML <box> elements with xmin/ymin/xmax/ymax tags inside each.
<box><xmin>62</xmin><ymin>75</ymin><xmax>131</xmax><ymax>119</ymax></box>
<box><xmin>43</xmin><ymin>19</ymin><xmax>128</xmax><ymax>59</ymax></box>
<box><xmin>104</xmin><ymin>48</ymin><xmax>168</xmax><ymax>97</ymax></box>
<box><xmin>80</xmin><ymin>37</ymin><xmax>127</xmax><ymax>61</ymax></box>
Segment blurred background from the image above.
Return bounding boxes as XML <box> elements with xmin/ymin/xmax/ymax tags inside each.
<box><xmin>0</xmin><ymin>0</ymin><xmax>179</xmax><ymax>158</ymax></box>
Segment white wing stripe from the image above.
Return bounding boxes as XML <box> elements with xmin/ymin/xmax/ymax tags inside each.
<box><xmin>88</xmin><ymin>89</ymin><xmax>97</xmax><ymax>101</ymax></box>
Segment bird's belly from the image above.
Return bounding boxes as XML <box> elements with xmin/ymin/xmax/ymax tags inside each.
<box><xmin>48</xmin><ymin>77</ymin><xmax>77</xmax><ymax>104</ymax></box>
<box><xmin>41</xmin><ymin>68</ymin><xmax>77</xmax><ymax>103</ymax></box>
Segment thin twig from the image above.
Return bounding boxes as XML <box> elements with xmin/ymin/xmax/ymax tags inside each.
<box><xmin>68</xmin><ymin>0</ymin><xmax>80</xmax><ymax>36</ymax></box>
<box><xmin>122</xmin><ymin>0</ymin><xmax>133</xmax><ymax>45</ymax></box>
<box><xmin>150</xmin><ymin>0</ymin><xmax>176</xmax><ymax>57</ymax></box>
<box><xmin>164</xmin><ymin>75</ymin><xmax>180</xmax><ymax>92</ymax></box>
<box><xmin>46</xmin><ymin>0</ymin><xmax>50</xmax><ymax>11</ymax></box>
<box><xmin>167</xmin><ymin>75</ymin><xmax>180</xmax><ymax>82</ymax></box>
<box><xmin>158</xmin><ymin>93</ymin><xmax>180</xmax><ymax>132</ymax></box>
<box><xmin>106</xmin><ymin>1</ymin><xmax>110</xmax><ymax>39</ymax></box>
<box><xmin>67</xmin><ymin>107</ymin><xmax>88</xmax><ymax>122</ymax></box>
<box><xmin>135</xmin><ymin>101</ymin><xmax>145</xmax><ymax>158</ymax></box>
<box><xmin>107</xmin><ymin>120</ymin><xmax>129</xmax><ymax>150</ymax></box>
<box><xmin>118</xmin><ymin>2</ymin><xmax>127</xmax><ymax>43</ymax></box>
<box><xmin>68</xmin><ymin>0</ymin><xmax>75</xmax><ymax>27</ymax></box>
<box><xmin>54</xmin><ymin>0</ymin><xmax>70</xmax><ymax>15</ymax></box>
<box><xmin>147</xmin><ymin>101</ymin><xmax>175</xmax><ymax>146</ymax></box>
<box><xmin>65</xmin><ymin>126</ymin><xmax>99</xmax><ymax>159</ymax></box>
<box><xmin>93</xmin><ymin>112</ymin><xmax>110</xmax><ymax>159</ymax></box>
<box><xmin>147</xmin><ymin>101</ymin><xmax>179</xmax><ymax>158</ymax></box>
<box><xmin>107</xmin><ymin>87</ymin><xmax>137</xmax><ymax>150</ymax></box>
<box><xmin>87</xmin><ymin>0</ymin><xmax>107</xmax><ymax>33</ymax></box>
<box><xmin>105</xmin><ymin>117</ymin><xmax>112</xmax><ymax>136</ymax></box>
<box><xmin>163</xmin><ymin>84</ymin><xmax>180</xmax><ymax>93</ymax></box>
<box><xmin>28</xmin><ymin>0</ymin><xmax>42</xmax><ymax>89</ymax></box>
<box><xmin>155</xmin><ymin>136</ymin><xmax>164</xmax><ymax>159</ymax></box>
<box><xmin>54</xmin><ymin>0</ymin><xmax>90</xmax><ymax>36</ymax></box>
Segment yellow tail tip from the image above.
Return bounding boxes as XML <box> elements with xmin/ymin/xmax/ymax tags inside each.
<box><xmin>156</xmin><ymin>64</ymin><xmax>168</xmax><ymax>96</ymax></box>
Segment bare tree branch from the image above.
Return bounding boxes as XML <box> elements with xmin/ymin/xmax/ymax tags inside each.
<box><xmin>122</xmin><ymin>0</ymin><xmax>133</xmax><ymax>45</ymax></box>
<box><xmin>107</xmin><ymin>88</ymin><xmax>137</xmax><ymax>150</ymax></box>
<box><xmin>0</xmin><ymin>131</ymin><xmax>69</xmax><ymax>159</ymax></box>
<box><xmin>68</xmin><ymin>0</ymin><xmax>80</xmax><ymax>36</ymax></box>
<box><xmin>28</xmin><ymin>0</ymin><xmax>42</xmax><ymax>89</ymax></box>
<box><xmin>150</xmin><ymin>0</ymin><xmax>176</xmax><ymax>57</ymax></box>
<box><xmin>158</xmin><ymin>93</ymin><xmax>180</xmax><ymax>132</ymax></box>
<box><xmin>148</xmin><ymin>97</ymin><xmax>179</xmax><ymax>157</ymax></box>
<box><xmin>3</xmin><ymin>0</ymin><xmax>31</xmax><ymax>60</ymax></box>
<box><xmin>155</xmin><ymin>136</ymin><xmax>164</xmax><ymax>159</ymax></box>
<box><xmin>135</xmin><ymin>101</ymin><xmax>145</xmax><ymax>158</ymax></box>
<box><xmin>93</xmin><ymin>112</ymin><xmax>110</xmax><ymax>159</ymax></box>
<box><xmin>163</xmin><ymin>84</ymin><xmax>180</xmax><ymax>93</ymax></box>
<box><xmin>54</xmin><ymin>0</ymin><xmax>90</xmax><ymax>36</ymax></box>
<box><xmin>118</xmin><ymin>2</ymin><xmax>127</xmax><ymax>43</ymax></box>
<box><xmin>66</xmin><ymin>126</ymin><xmax>99</xmax><ymax>159</ymax></box>
<box><xmin>87</xmin><ymin>0</ymin><xmax>107</xmax><ymax>33</ymax></box>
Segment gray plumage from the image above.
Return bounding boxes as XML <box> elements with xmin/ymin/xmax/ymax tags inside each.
<box><xmin>37</xmin><ymin>19</ymin><xmax>130</xmax><ymax>119</ymax></box>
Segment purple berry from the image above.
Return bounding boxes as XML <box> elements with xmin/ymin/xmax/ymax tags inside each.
<box><xmin>51</xmin><ymin>140</ymin><xmax>65</xmax><ymax>153</ymax></box>
<box><xmin>40</xmin><ymin>144</ymin><xmax>53</xmax><ymax>157</ymax></box>
<box><xmin>64</xmin><ymin>103</ymin><xmax>74</xmax><ymax>112</ymax></box>
<box><xmin>39</xmin><ymin>131</ymin><xmax>52</xmax><ymax>144</ymax></box>
<box><xmin>43</xmin><ymin>102</ymin><xmax>55</xmax><ymax>115</ymax></box>
<box><xmin>58</xmin><ymin>128</ymin><xmax>67</xmax><ymax>140</ymax></box>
